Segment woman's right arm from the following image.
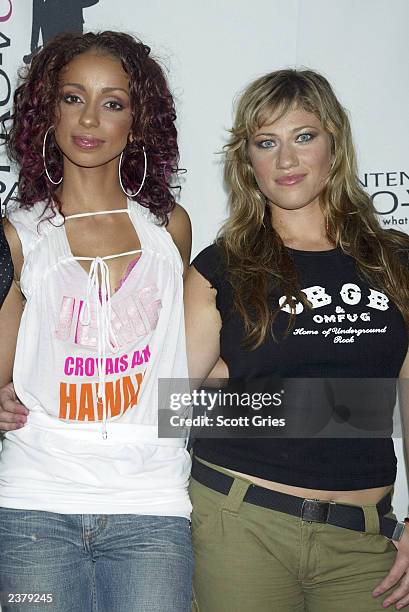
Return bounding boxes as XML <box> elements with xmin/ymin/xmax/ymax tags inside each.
<box><xmin>0</xmin><ymin>220</ymin><xmax>27</xmax><ymax>430</ymax></box>
<box><xmin>184</xmin><ymin>265</ymin><xmax>223</xmax><ymax>384</ymax></box>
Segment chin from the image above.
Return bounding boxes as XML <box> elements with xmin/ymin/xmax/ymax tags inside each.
<box><xmin>270</xmin><ymin>199</ymin><xmax>308</xmax><ymax>209</ymax></box>
<box><xmin>62</xmin><ymin>150</ymin><xmax>111</xmax><ymax>169</ymax></box>
<box><xmin>269</xmin><ymin>198</ymin><xmax>319</xmax><ymax>212</ymax></box>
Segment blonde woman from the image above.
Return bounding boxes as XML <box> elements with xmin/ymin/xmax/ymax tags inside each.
<box><xmin>185</xmin><ymin>69</ymin><xmax>409</xmax><ymax>611</ymax></box>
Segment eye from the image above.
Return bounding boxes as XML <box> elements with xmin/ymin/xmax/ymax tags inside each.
<box><xmin>104</xmin><ymin>100</ymin><xmax>124</xmax><ymax>111</ymax></box>
<box><xmin>256</xmin><ymin>139</ymin><xmax>276</xmax><ymax>149</ymax></box>
<box><xmin>296</xmin><ymin>132</ymin><xmax>314</xmax><ymax>143</ymax></box>
<box><xmin>62</xmin><ymin>93</ymin><xmax>82</xmax><ymax>104</ymax></box>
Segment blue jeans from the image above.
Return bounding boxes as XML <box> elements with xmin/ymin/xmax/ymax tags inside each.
<box><xmin>0</xmin><ymin>509</ymin><xmax>193</xmax><ymax>612</ymax></box>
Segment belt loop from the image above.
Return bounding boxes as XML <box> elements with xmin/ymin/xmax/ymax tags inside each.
<box><xmin>222</xmin><ymin>478</ymin><xmax>252</xmax><ymax>513</ymax></box>
<box><xmin>362</xmin><ymin>505</ymin><xmax>380</xmax><ymax>535</ymax></box>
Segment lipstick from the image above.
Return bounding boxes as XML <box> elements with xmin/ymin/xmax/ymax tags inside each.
<box><xmin>72</xmin><ymin>135</ymin><xmax>104</xmax><ymax>149</ymax></box>
<box><xmin>275</xmin><ymin>174</ymin><xmax>306</xmax><ymax>186</ymax></box>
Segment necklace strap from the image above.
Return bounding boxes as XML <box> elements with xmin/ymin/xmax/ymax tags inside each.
<box><xmin>74</xmin><ymin>249</ymin><xmax>142</xmax><ymax>262</ymax></box>
<box><xmin>65</xmin><ymin>209</ymin><xmax>129</xmax><ymax>220</ymax></box>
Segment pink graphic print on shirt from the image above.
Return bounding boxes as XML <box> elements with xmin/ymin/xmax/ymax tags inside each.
<box><xmin>55</xmin><ymin>283</ymin><xmax>161</xmax><ymax>349</ymax></box>
<box><xmin>54</xmin><ymin>284</ymin><xmax>162</xmax><ymax>422</ymax></box>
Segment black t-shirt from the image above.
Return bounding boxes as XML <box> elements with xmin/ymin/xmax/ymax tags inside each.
<box><xmin>192</xmin><ymin>243</ymin><xmax>409</xmax><ymax>489</ymax></box>
<box><xmin>0</xmin><ymin>216</ymin><xmax>13</xmax><ymax>308</ymax></box>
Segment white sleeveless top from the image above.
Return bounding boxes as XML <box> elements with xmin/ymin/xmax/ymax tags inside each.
<box><xmin>0</xmin><ymin>200</ymin><xmax>191</xmax><ymax>517</ymax></box>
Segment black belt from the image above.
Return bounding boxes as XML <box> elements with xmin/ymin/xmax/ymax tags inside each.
<box><xmin>192</xmin><ymin>458</ymin><xmax>401</xmax><ymax>540</ymax></box>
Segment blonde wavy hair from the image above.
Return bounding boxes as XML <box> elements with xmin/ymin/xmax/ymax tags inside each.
<box><xmin>219</xmin><ymin>68</ymin><xmax>409</xmax><ymax>348</ymax></box>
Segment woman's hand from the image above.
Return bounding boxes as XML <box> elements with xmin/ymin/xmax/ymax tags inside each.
<box><xmin>381</xmin><ymin>355</ymin><xmax>409</xmax><ymax>607</ymax></box>
<box><xmin>0</xmin><ymin>382</ymin><xmax>28</xmax><ymax>432</ymax></box>
<box><xmin>373</xmin><ymin>528</ymin><xmax>409</xmax><ymax>609</ymax></box>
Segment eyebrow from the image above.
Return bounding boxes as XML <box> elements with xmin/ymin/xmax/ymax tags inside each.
<box><xmin>61</xmin><ymin>82</ymin><xmax>129</xmax><ymax>95</ymax></box>
<box><xmin>254</xmin><ymin>125</ymin><xmax>319</xmax><ymax>137</ymax></box>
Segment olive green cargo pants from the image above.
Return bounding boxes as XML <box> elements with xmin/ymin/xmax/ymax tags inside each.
<box><xmin>190</xmin><ymin>458</ymin><xmax>397</xmax><ymax>612</ymax></box>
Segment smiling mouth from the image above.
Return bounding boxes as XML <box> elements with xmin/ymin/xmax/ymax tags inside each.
<box><xmin>72</xmin><ymin>135</ymin><xmax>105</xmax><ymax>149</ymax></box>
<box><xmin>275</xmin><ymin>174</ymin><xmax>306</xmax><ymax>186</ymax></box>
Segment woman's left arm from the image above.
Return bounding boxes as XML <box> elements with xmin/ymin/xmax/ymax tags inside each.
<box><xmin>166</xmin><ymin>208</ymin><xmax>227</xmax><ymax>382</ymax></box>
<box><xmin>372</xmin><ymin>347</ymin><xmax>409</xmax><ymax>609</ymax></box>
<box><xmin>166</xmin><ymin>203</ymin><xmax>192</xmax><ymax>278</ymax></box>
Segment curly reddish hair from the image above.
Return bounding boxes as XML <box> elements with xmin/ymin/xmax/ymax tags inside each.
<box><xmin>6</xmin><ymin>31</ymin><xmax>180</xmax><ymax>224</ymax></box>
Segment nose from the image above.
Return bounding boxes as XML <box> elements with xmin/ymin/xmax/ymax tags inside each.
<box><xmin>79</xmin><ymin>102</ymin><xmax>100</xmax><ymax>129</ymax></box>
<box><xmin>276</xmin><ymin>142</ymin><xmax>298</xmax><ymax>169</ymax></box>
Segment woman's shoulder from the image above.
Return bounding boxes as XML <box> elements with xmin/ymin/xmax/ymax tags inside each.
<box><xmin>6</xmin><ymin>201</ymin><xmax>52</xmax><ymax>231</ymax></box>
<box><xmin>168</xmin><ymin>202</ymin><xmax>191</xmax><ymax>226</ymax></box>
<box><xmin>384</xmin><ymin>228</ymin><xmax>409</xmax><ymax>242</ymax></box>
<box><xmin>166</xmin><ymin>203</ymin><xmax>192</xmax><ymax>274</ymax></box>
<box><xmin>383</xmin><ymin>228</ymin><xmax>409</xmax><ymax>263</ymax></box>
<box><xmin>5</xmin><ymin>202</ymin><xmax>55</xmax><ymax>273</ymax></box>
<box><xmin>191</xmin><ymin>241</ymin><xmax>228</xmax><ymax>286</ymax></box>
<box><xmin>167</xmin><ymin>203</ymin><xmax>191</xmax><ymax>245</ymax></box>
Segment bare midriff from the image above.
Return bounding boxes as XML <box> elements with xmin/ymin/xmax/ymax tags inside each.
<box><xmin>226</xmin><ymin>469</ymin><xmax>393</xmax><ymax>505</ymax></box>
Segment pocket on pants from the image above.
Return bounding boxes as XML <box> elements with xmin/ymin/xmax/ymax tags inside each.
<box><xmin>360</xmin><ymin>509</ymin><xmax>399</xmax><ymax>555</ymax></box>
<box><xmin>189</xmin><ymin>478</ymin><xmax>225</xmax><ymax>542</ymax></box>
<box><xmin>315</xmin><ymin>512</ymin><xmax>398</xmax><ymax>582</ymax></box>
<box><xmin>0</xmin><ymin>508</ymin><xmax>65</xmax><ymax>570</ymax></box>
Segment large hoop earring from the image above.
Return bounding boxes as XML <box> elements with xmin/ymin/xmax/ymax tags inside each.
<box><xmin>119</xmin><ymin>145</ymin><xmax>147</xmax><ymax>197</ymax></box>
<box><xmin>42</xmin><ymin>126</ymin><xmax>62</xmax><ymax>185</ymax></box>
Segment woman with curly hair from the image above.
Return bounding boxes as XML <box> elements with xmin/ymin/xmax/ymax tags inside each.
<box><xmin>0</xmin><ymin>31</ymin><xmax>192</xmax><ymax>611</ymax></box>
<box><xmin>184</xmin><ymin>69</ymin><xmax>409</xmax><ymax>610</ymax></box>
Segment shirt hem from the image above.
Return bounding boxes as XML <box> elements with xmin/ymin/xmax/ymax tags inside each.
<box><xmin>195</xmin><ymin>453</ymin><xmax>397</xmax><ymax>491</ymax></box>
<box><xmin>0</xmin><ymin>498</ymin><xmax>192</xmax><ymax>519</ymax></box>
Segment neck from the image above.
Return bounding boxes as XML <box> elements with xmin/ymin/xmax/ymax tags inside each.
<box><xmin>270</xmin><ymin>201</ymin><xmax>333</xmax><ymax>250</ymax></box>
<box><xmin>56</xmin><ymin>158</ymin><xmax>127</xmax><ymax>215</ymax></box>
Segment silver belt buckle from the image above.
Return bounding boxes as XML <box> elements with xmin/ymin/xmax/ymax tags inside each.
<box><xmin>301</xmin><ymin>498</ymin><xmax>334</xmax><ymax>523</ymax></box>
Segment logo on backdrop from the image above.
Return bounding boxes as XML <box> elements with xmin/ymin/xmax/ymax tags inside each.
<box><xmin>0</xmin><ymin>1</ymin><xmax>12</xmax><ymax>22</ymax></box>
<box><xmin>0</xmin><ymin>2</ymin><xmax>15</xmax><ymax>210</ymax></box>
<box><xmin>23</xmin><ymin>0</ymin><xmax>100</xmax><ymax>64</ymax></box>
<box><xmin>360</xmin><ymin>170</ymin><xmax>409</xmax><ymax>228</ymax></box>
<box><xmin>0</xmin><ymin>0</ymin><xmax>101</xmax><ymax>209</ymax></box>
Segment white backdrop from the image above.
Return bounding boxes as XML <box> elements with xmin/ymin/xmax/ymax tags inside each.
<box><xmin>1</xmin><ymin>0</ymin><xmax>408</xmax><ymax>516</ymax></box>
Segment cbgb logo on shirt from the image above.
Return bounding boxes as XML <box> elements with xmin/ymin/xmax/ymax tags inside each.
<box><xmin>280</xmin><ymin>283</ymin><xmax>392</xmax><ymax>345</ymax></box>
<box><xmin>279</xmin><ymin>283</ymin><xmax>389</xmax><ymax>315</ymax></box>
